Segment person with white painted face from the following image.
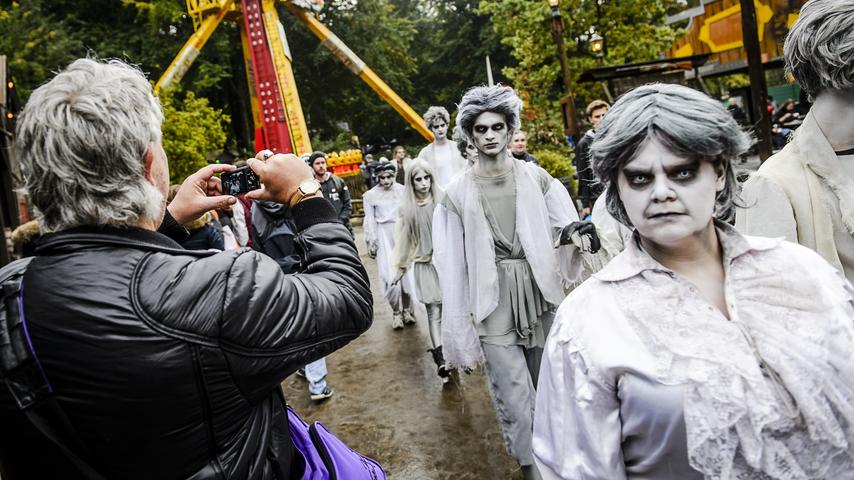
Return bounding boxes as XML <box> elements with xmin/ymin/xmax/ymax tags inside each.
<box><xmin>364</xmin><ymin>162</ymin><xmax>416</xmax><ymax>329</ymax></box>
<box><xmin>433</xmin><ymin>85</ymin><xmax>593</xmax><ymax>480</ymax></box>
<box><xmin>418</xmin><ymin>106</ymin><xmax>467</xmax><ymax>188</ymax></box>
<box><xmin>737</xmin><ymin>0</ymin><xmax>854</xmax><ymax>284</ymax></box>
<box><xmin>391</xmin><ymin>159</ymin><xmax>449</xmax><ymax>383</ymax></box>
<box><xmin>533</xmin><ymin>83</ymin><xmax>854</xmax><ymax>479</ymax></box>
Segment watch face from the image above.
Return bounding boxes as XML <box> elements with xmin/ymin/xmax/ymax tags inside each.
<box><xmin>300</xmin><ymin>180</ymin><xmax>321</xmax><ymax>195</ymax></box>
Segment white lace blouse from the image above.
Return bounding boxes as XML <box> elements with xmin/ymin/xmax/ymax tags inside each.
<box><xmin>533</xmin><ymin>222</ymin><xmax>854</xmax><ymax>479</ymax></box>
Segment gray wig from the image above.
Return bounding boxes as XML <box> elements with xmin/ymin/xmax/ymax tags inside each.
<box><xmin>590</xmin><ymin>83</ymin><xmax>751</xmax><ymax>227</ymax></box>
<box><xmin>456</xmin><ymin>85</ymin><xmax>523</xmax><ymax>145</ymax></box>
<box><xmin>15</xmin><ymin>58</ymin><xmax>165</xmax><ymax>233</ymax></box>
<box><xmin>784</xmin><ymin>0</ymin><xmax>854</xmax><ymax>99</ymax></box>
<box><xmin>423</xmin><ymin>106</ymin><xmax>450</xmax><ymax>128</ymax></box>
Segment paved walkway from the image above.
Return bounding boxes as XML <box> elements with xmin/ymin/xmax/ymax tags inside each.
<box><xmin>282</xmin><ymin>227</ymin><xmax>522</xmax><ymax>480</ymax></box>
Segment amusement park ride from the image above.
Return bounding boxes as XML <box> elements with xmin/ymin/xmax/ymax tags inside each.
<box><xmin>156</xmin><ymin>0</ymin><xmax>432</xmax><ymax>174</ymax></box>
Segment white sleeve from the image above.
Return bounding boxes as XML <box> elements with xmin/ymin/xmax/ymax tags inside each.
<box><xmin>544</xmin><ymin>178</ymin><xmax>583</xmax><ymax>285</ymax></box>
<box><xmin>534</xmin><ymin>311</ymin><xmax>626</xmax><ymax>479</ymax></box>
<box><xmin>230</xmin><ymin>201</ymin><xmax>249</xmax><ymax>247</ymax></box>
<box><xmin>432</xmin><ymin>203</ymin><xmax>483</xmax><ymax>369</ymax></box>
<box><xmin>736</xmin><ymin>175</ymin><xmax>797</xmax><ymax>242</ymax></box>
<box><xmin>363</xmin><ymin>195</ymin><xmax>378</xmax><ymax>247</ymax></box>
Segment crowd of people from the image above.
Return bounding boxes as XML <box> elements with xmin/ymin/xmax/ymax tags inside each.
<box><xmin>1</xmin><ymin>0</ymin><xmax>853</xmax><ymax>479</ymax></box>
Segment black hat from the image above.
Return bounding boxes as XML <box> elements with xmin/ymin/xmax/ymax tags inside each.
<box><xmin>308</xmin><ymin>151</ymin><xmax>326</xmax><ymax>164</ymax></box>
<box><xmin>374</xmin><ymin>162</ymin><xmax>397</xmax><ymax>176</ymax></box>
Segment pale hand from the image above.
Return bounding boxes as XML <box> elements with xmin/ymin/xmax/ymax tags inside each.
<box><xmin>245</xmin><ymin>152</ymin><xmax>315</xmax><ymax>205</ymax></box>
<box><xmin>167</xmin><ymin>164</ymin><xmax>237</xmax><ymax>225</ymax></box>
<box><xmin>391</xmin><ymin>268</ymin><xmax>405</xmax><ymax>286</ymax></box>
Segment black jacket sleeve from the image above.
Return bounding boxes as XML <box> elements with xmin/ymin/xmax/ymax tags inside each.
<box><xmin>219</xmin><ymin>198</ymin><xmax>372</xmax><ymax>401</ymax></box>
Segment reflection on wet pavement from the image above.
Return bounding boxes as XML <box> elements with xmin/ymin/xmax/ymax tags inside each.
<box><xmin>282</xmin><ymin>226</ymin><xmax>522</xmax><ymax>479</ymax></box>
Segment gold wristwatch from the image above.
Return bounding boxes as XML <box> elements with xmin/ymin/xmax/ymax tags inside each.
<box><xmin>288</xmin><ymin>179</ymin><xmax>322</xmax><ymax>208</ymax></box>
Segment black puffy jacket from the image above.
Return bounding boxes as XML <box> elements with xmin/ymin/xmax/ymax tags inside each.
<box><xmin>0</xmin><ymin>198</ymin><xmax>372</xmax><ymax>479</ymax></box>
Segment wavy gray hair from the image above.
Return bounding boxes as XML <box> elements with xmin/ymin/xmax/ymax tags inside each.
<box><xmin>15</xmin><ymin>58</ymin><xmax>165</xmax><ymax>233</ymax></box>
<box><xmin>456</xmin><ymin>85</ymin><xmax>522</xmax><ymax>145</ymax></box>
<box><xmin>591</xmin><ymin>83</ymin><xmax>751</xmax><ymax>227</ymax></box>
<box><xmin>423</xmin><ymin>106</ymin><xmax>450</xmax><ymax>129</ymax></box>
<box><xmin>784</xmin><ymin>0</ymin><xmax>854</xmax><ymax>100</ymax></box>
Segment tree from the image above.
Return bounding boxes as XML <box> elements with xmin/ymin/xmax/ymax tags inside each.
<box><xmin>478</xmin><ymin>0</ymin><xmax>681</xmax><ymax>151</ymax></box>
<box><xmin>159</xmin><ymin>88</ymin><xmax>231</xmax><ymax>185</ymax></box>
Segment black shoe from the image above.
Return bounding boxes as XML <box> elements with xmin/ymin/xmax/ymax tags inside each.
<box><xmin>430</xmin><ymin>346</ymin><xmax>451</xmax><ymax>383</ymax></box>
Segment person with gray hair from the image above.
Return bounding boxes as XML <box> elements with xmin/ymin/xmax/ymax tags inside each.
<box><xmin>0</xmin><ymin>58</ymin><xmax>373</xmax><ymax>479</ymax></box>
<box><xmin>433</xmin><ymin>85</ymin><xmax>592</xmax><ymax>480</ymax></box>
<box><xmin>736</xmin><ymin>0</ymin><xmax>854</xmax><ymax>283</ymax></box>
<box><xmin>533</xmin><ymin>83</ymin><xmax>854</xmax><ymax>479</ymax></box>
<box><xmin>417</xmin><ymin>105</ymin><xmax>466</xmax><ymax>188</ymax></box>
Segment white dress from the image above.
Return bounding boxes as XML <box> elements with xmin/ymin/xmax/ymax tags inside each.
<box><xmin>363</xmin><ymin>184</ymin><xmax>414</xmax><ymax>305</ymax></box>
<box><xmin>534</xmin><ymin>222</ymin><xmax>854</xmax><ymax>479</ymax></box>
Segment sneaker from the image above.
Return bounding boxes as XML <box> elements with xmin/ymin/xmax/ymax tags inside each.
<box><xmin>392</xmin><ymin>312</ymin><xmax>404</xmax><ymax>330</ymax></box>
<box><xmin>430</xmin><ymin>347</ymin><xmax>451</xmax><ymax>384</ymax></box>
<box><xmin>310</xmin><ymin>386</ymin><xmax>334</xmax><ymax>402</ymax></box>
<box><xmin>295</xmin><ymin>368</ymin><xmax>306</xmax><ymax>379</ymax></box>
<box><xmin>402</xmin><ymin>308</ymin><xmax>416</xmax><ymax>325</ymax></box>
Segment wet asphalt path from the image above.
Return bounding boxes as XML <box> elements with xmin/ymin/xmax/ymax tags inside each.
<box><xmin>281</xmin><ymin>226</ymin><xmax>522</xmax><ymax>480</ymax></box>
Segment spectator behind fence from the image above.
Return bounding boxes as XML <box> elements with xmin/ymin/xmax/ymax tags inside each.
<box><xmin>0</xmin><ymin>58</ymin><xmax>372</xmax><ymax>480</ymax></box>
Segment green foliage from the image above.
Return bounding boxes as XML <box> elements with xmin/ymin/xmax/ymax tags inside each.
<box><xmin>478</xmin><ymin>0</ymin><xmax>682</xmax><ymax>153</ymax></box>
<box><xmin>159</xmin><ymin>88</ymin><xmax>231</xmax><ymax>185</ymax></box>
<box><xmin>534</xmin><ymin>149</ymin><xmax>577</xmax><ymax>192</ymax></box>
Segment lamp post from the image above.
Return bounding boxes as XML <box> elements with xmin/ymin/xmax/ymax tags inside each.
<box><xmin>589</xmin><ymin>33</ymin><xmax>613</xmax><ymax>102</ymax></box>
<box><xmin>548</xmin><ymin>0</ymin><xmax>579</xmax><ymax>143</ymax></box>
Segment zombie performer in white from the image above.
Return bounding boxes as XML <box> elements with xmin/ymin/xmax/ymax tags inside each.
<box><xmin>418</xmin><ymin>106</ymin><xmax>467</xmax><ymax>189</ymax></box>
<box><xmin>534</xmin><ymin>83</ymin><xmax>854</xmax><ymax>480</ymax></box>
<box><xmin>391</xmin><ymin>159</ymin><xmax>450</xmax><ymax>383</ymax></box>
<box><xmin>363</xmin><ymin>162</ymin><xmax>416</xmax><ymax>328</ymax></box>
<box><xmin>432</xmin><ymin>85</ymin><xmax>597</xmax><ymax>480</ymax></box>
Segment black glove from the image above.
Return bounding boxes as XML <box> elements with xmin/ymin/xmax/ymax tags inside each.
<box><xmin>558</xmin><ymin>221</ymin><xmax>601</xmax><ymax>254</ymax></box>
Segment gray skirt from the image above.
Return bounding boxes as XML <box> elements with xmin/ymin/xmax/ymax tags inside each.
<box><xmin>413</xmin><ymin>261</ymin><xmax>442</xmax><ymax>304</ymax></box>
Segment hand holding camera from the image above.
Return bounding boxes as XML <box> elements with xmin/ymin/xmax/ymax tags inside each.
<box><xmin>244</xmin><ymin>152</ymin><xmax>317</xmax><ymax>205</ymax></box>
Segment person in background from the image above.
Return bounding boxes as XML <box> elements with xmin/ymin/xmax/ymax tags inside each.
<box><xmin>391</xmin><ymin>159</ymin><xmax>450</xmax><ymax>383</ymax></box>
<box><xmin>392</xmin><ymin>145</ymin><xmax>411</xmax><ymax>184</ymax></box>
<box><xmin>510</xmin><ymin>130</ymin><xmax>538</xmax><ymax>164</ymax></box>
<box><xmin>574</xmin><ymin>99</ymin><xmax>610</xmax><ymax>219</ymax></box>
<box><xmin>309</xmin><ymin>151</ymin><xmax>353</xmax><ymax>235</ymax></box>
<box><xmin>737</xmin><ymin>0</ymin><xmax>854</xmax><ymax>284</ymax></box>
<box><xmin>364</xmin><ymin>162</ymin><xmax>416</xmax><ymax>329</ymax></box>
<box><xmin>418</xmin><ymin>106</ymin><xmax>467</xmax><ymax>189</ymax></box>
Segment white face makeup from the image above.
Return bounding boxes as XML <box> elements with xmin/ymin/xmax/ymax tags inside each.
<box><xmin>411</xmin><ymin>168</ymin><xmax>432</xmax><ymax>197</ymax></box>
<box><xmin>430</xmin><ymin>120</ymin><xmax>448</xmax><ymax>140</ymax></box>
<box><xmin>378</xmin><ymin>172</ymin><xmax>395</xmax><ymax>189</ymax></box>
<box><xmin>472</xmin><ymin>111</ymin><xmax>510</xmax><ymax>158</ymax></box>
<box><xmin>617</xmin><ymin>138</ymin><xmax>725</xmax><ymax>247</ymax></box>
<box><xmin>510</xmin><ymin>131</ymin><xmax>527</xmax><ymax>154</ymax></box>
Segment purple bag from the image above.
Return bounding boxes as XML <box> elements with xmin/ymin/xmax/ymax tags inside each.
<box><xmin>287</xmin><ymin>407</ymin><xmax>386</xmax><ymax>480</ymax></box>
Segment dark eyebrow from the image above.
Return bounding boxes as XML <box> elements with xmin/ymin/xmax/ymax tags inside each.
<box><xmin>663</xmin><ymin>159</ymin><xmax>700</xmax><ymax>174</ymax></box>
<box><xmin>622</xmin><ymin>166</ymin><xmax>651</xmax><ymax>176</ymax></box>
<box><xmin>473</xmin><ymin>121</ymin><xmax>506</xmax><ymax>129</ymax></box>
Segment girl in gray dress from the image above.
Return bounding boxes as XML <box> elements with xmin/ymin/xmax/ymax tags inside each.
<box><xmin>392</xmin><ymin>159</ymin><xmax>450</xmax><ymax>383</ymax></box>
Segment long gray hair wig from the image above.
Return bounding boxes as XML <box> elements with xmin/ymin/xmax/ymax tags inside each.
<box><xmin>590</xmin><ymin>83</ymin><xmax>751</xmax><ymax>227</ymax></box>
<box><xmin>16</xmin><ymin>58</ymin><xmax>165</xmax><ymax>233</ymax></box>
<box><xmin>456</xmin><ymin>85</ymin><xmax>523</xmax><ymax>145</ymax></box>
<box><xmin>784</xmin><ymin>0</ymin><xmax>854</xmax><ymax>100</ymax></box>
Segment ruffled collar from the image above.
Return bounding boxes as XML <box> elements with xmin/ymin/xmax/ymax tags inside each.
<box><xmin>594</xmin><ymin>220</ymin><xmax>781</xmax><ymax>283</ymax></box>
<box><xmin>601</xmin><ymin>223</ymin><xmax>854</xmax><ymax>479</ymax></box>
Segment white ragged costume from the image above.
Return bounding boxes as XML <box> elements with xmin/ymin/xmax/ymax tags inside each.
<box><xmin>363</xmin><ymin>183</ymin><xmax>415</xmax><ymax>309</ymax></box>
<box><xmin>432</xmin><ymin>160</ymin><xmax>582</xmax><ymax>466</ymax></box>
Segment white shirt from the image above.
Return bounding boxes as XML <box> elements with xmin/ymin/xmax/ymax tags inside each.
<box><xmin>534</xmin><ymin>222</ymin><xmax>854</xmax><ymax>479</ymax></box>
